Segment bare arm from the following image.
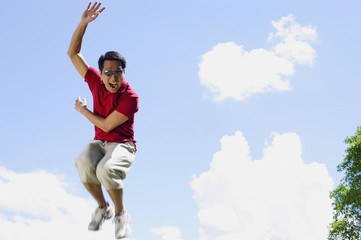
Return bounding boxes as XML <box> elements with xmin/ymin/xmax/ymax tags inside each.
<box><xmin>67</xmin><ymin>2</ymin><xmax>105</xmax><ymax>78</ymax></box>
<box><xmin>75</xmin><ymin>97</ymin><xmax>129</xmax><ymax>133</ymax></box>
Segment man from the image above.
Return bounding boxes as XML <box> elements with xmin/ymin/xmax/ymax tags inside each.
<box><xmin>67</xmin><ymin>2</ymin><xmax>138</xmax><ymax>239</ymax></box>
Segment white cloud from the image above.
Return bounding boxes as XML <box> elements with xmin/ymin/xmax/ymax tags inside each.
<box><xmin>198</xmin><ymin>14</ymin><xmax>317</xmax><ymax>101</ymax></box>
<box><xmin>198</xmin><ymin>43</ymin><xmax>293</xmax><ymax>101</ymax></box>
<box><xmin>0</xmin><ymin>167</ymin><xmax>115</xmax><ymax>240</ymax></box>
<box><xmin>150</xmin><ymin>225</ymin><xmax>184</xmax><ymax>240</ymax></box>
<box><xmin>190</xmin><ymin>131</ymin><xmax>333</xmax><ymax>240</ymax></box>
<box><xmin>269</xmin><ymin>14</ymin><xmax>317</xmax><ymax>65</ymax></box>
<box><xmin>268</xmin><ymin>14</ymin><xmax>317</xmax><ymax>43</ymax></box>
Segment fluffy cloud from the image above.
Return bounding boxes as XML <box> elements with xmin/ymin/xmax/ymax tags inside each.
<box><xmin>0</xmin><ymin>167</ymin><xmax>115</xmax><ymax>240</ymax></box>
<box><xmin>198</xmin><ymin>14</ymin><xmax>317</xmax><ymax>101</ymax></box>
<box><xmin>190</xmin><ymin>131</ymin><xmax>333</xmax><ymax>240</ymax></box>
<box><xmin>269</xmin><ymin>14</ymin><xmax>317</xmax><ymax>65</ymax></box>
<box><xmin>150</xmin><ymin>225</ymin><xmax>184</xmax><ymax>240</ymax></box>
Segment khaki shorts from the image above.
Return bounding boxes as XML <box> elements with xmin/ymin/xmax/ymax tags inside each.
<box><xmin>75</xmin><ymin>140</ymin><xmax>136</xmax><ymax>189</ymax></box>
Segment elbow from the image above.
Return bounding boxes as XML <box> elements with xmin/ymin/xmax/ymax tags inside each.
<box><xmin>67</xmin><ymin>50</ymin><xmax>75</xmax><ymax>58</ymax></box>
<box><xmin>102</xmin><ymin>126</ymin><xmax>113</xmax><ymax>133</ymax></box>
<box><xmin>98</xmin><ymin>126</ymin><xmax>111</xmax><ymax>133</ymax></box>
<box><xmin>103</xmin><ymin>129</ymin><xmax>111</xmax><ymax>133</ymax></box>
<box><xmin>67</xmin><ymin>48</ymin><xmax>79</xmax><ymax>59</ymax></box>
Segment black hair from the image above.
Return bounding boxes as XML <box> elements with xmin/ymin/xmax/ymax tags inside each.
<box><xmin>98</xmin><ymin>51</ymin><xmax>126</xmax><ymax>72</ymax></box>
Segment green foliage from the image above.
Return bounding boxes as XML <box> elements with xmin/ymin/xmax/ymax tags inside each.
<box><xmin>329</xmin><ymin>127</ymin><xmax>361</xmax><ymax>240</ymax></box>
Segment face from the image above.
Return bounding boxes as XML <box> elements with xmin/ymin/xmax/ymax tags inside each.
<box><xmin>100</xmin><ymin>60</ymin><xmax>125</xmax><ymax>93</ymax></box>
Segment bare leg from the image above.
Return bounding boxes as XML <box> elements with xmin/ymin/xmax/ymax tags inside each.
<box><xmin>107</xmin><ymin>189</ymin><xmax>124</xmax><ymax>214</ymax></box>
<box><xmin>83</xmin><ymin>182</ymin><xmax>107</xmax><ymax>208</ymax></box>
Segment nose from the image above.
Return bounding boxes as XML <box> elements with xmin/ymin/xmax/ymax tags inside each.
<box><xmin>110</xmin><ymin>73</ymin><xmax>118</xmax><ymax>79</ymax></box>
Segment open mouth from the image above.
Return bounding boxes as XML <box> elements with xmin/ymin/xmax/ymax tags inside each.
<box><xmin>109</xmin><ymin>83</ymin><xmax>118</xmax><ymax>89</ymax></box>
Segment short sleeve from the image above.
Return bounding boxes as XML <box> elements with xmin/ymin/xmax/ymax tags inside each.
<box><xmin>115</xmin><ymin>94</ymin><xmax>139</xmax><ymax>118</ymax></box>
<box><xmin>84</xmin><ymin>67</ymin><xmax>101</xmax><ymax>91</ymax></box>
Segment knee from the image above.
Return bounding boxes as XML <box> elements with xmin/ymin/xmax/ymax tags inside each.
<box><xmin>75</xmin><ymin>153</ymin><xmax>97</xmax><ymax>176</ymax></box>
<box><xmin>75</xmin><ymin>154</ymin><xmax>88</xmax><ymax>169</ymax></box>
<box><xmin>96</xmin><ymin>163</ymin><xmax>125</xmax><ymax>189</ymax></box>
<box><xmin>75</xmin><ymin>141</ymin><xmax>103</xmax><ymax>171</ymax></box>
<box><xmin>96</xmin><ymin>162</ymin><xmax>126</xmax><ymax>182</ymax></box>
<box><xmin>96</xmin><ymin>161</ymin><xmax>112</xmax><ymax>180</ymax></box>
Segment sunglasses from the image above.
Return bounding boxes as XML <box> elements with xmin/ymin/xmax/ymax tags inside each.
<box><xmin>103</xmin><ymin>69</ymin><xmax>123</xmax><ymax>76</ymax></box>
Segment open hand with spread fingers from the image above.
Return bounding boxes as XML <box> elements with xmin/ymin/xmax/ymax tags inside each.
<box><xmin>81</xmin><ymin>2</ymin><xmax>105</xmax><ymax>24</ymax></box>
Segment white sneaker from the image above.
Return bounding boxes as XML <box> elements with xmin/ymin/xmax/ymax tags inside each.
<box><xmin>114</xmin><ymin>212</ymin><xmax>131</xmax><ymax>239</ymax></box>
<box><xmin>88</xmin><ymin>204</ymin><xmax>114</xmax><ymax>231</ymax></box>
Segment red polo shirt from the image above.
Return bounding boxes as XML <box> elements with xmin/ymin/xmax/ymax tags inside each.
<box><xmin>85</xmin><ymin>67</ymin><xmax>139</xmax><ymax>147</ymax></box>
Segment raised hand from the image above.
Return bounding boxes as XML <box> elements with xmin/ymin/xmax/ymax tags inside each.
<box><xmin>81</xmin><ymin>2</ymin><xmax>105</xmax><ymax>24</ymax></box>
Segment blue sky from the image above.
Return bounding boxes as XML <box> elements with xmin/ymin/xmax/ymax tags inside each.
<box><xmin>0</xmin><ymin>0</ymin><xmax>360</xmax><ymax>239</ymax></box>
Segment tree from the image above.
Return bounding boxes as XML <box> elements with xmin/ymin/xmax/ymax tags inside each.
<box><xmin>329</xmin><ymin>126</ymin><xmax>361</xmax><ymax>240</ymax></box>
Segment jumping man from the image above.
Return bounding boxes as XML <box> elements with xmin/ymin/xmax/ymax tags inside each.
<box><xmin>67</xmin><ymin>2</ymin><xmax>139</xmax><ymax>239</ymax></box>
